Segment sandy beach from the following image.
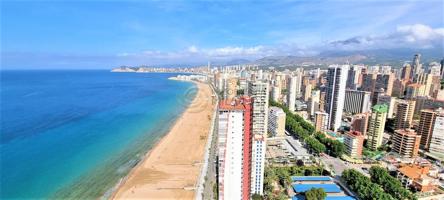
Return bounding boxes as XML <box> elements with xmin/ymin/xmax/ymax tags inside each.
<box><xmin>113</xmin><ymin>81</ymin><xmax>215</xmax><ymax>200</ymax></box>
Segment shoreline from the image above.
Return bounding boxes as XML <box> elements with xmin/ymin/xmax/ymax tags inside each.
<box><xmin>111</xmin><ymin>81</ymin><xmax>215</xmax><ymax>199</ymax></box>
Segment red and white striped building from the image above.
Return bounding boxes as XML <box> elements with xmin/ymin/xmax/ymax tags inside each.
<box><xmin>217</xmin><ymin>96</ymin><xmax>252</xmax><ymax>200</ymax></box>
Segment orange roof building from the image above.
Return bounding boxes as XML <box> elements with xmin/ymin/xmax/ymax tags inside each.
<box><xmin>396</xmin><ymin>164</ymin><xmax>439</xmax><ymax>192</ymax></box>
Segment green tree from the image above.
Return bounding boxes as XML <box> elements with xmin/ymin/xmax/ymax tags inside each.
<box><xmin>251</xmin><ymin>193</ymin><xmax>263</xmax><ymax>200</ymax></box>
<box><xmin>305</xmin><ymin>188</ymin><xmax>327</xmax><ymax>200</ymax></box>
<box><xmin>369</xmin><ymin>166</ymin><xmax>417</xmax><ymax>200</ymax></box>
<box><xmin>342</xmin><ymin>169</ymin><xmax>395</xmax><ymax>200</ymax></box>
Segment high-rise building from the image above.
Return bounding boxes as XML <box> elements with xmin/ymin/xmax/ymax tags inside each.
<box><xmin>325</xmin><ymin>65</ymin><xmax>349</xmax><ymax>131</ymax></box>
<box><xmin>377</xmin><ymin>94</ymin><xmax>397</xmax><ymax>118</ymax></box>
<box><xmin>396</xmin><ymin>100</ymin><xmax>416</xmax><ymax>130</ymax></box>
<box><xmin>314</xmin><ymin>112</ymin><xmax>329</xmax><ymax>132</ymax></box>
<box><xmin>287</xmin><ymin>75</ymin><xmax>297</xmax><ymax>112</ymax></box>
<box><xmin>412</xmin><ymin>54</ymin><xmax>422</xmax><ymax>76</ymax></box>
<box><xmin>268</xmin><ymin>107</ymin><xmax>286</xmax><ymax>137</ymax></box>
<box><xmin>294</xmin><ymin>68</ymin><xmax>304</xmax><ymax>98</ymax></box>
<box><xmin>247</xmin><ymin>81</ymin><xmax>268</xmax><ymax>195</ymax></box>
<box><xmin>406</xmin><ymin>83</ymin><xmax>426</xmax><ymax>98</ymax></box>
<box><xmin>344</xmin><ymin>131</ymin><xmax>365</xmax><ymax>159</ymax></box>
<box><xmin>346</xmin><ymin>66</ymin><xmax>362</xmax><ymax>89</ymax></box>
<box><xmin>381</xmin><ymin>65</ymin><xmax>392</xmax><ymax>75</ymax></box>
<box><xmin>440</xmin><ymin>58</ymin><xmax>444</xmax><ymax>79</ymax></box>
<box><xmin>218</xmin><ymin>97</ymin><xmax>252</xmax><ymax>200</ymax></box>
<box><xmin>418</xmin><ymin>109</ymin><xmax>437</xmax><ymax>150</ymax></box>
<box><xmin>429</xmin><ymin>109</ymin><xmax>444</xmax><ymax>156</ymax></box>
<box><xmin>303</xmin><ymin>83</ymin><xmax>312</xmax><ymax>102</ymax></box>
<box><xmin>319</xmin><ymin>91</ymin><xmax>326</xmax><ymax>112</ymax></box>
<box><xmin>391</xmin><ymin>129</ymin><xmax>421</xmax><ymax>158</ymax></box>
<box><xmin>271</xmin><ymin>86</ymin><xmax>280</xmax><ymax>102</ymax></box>
<box><xmin>309</xmin><ymin>90</ymin><xmax>320</xmax><ymax>116</ymax></box>
<box><xmin>401</xmin><ymin>64</ymin><xmax>412</xmax><ymax>81</ymax></box>
<box><xmin>351</xmin><ymin>113</ymin><xmax>369</xmax><ymax>135</ymax></box>
<box><xmin>361</xmin><ymin>73</ymin><xmax>376</xmax><ymax>93</ymax></box>
<box><xmin>367</xmin><ymin>104</ymin><xmax>388</xmax><ymax>150</ymax></box>
<box><xmin>392</xmin><ymin>79</ymin><xmax>408</xmax><ymax>97</ymax></box>
<box><xmin>344</xmin><ymin>89</ymin><xmax>371</xmax><ymax>114</ymax></box>
<box><xmin>375</xmin><ymin>73</ymin><xmax>395</xmax><ymax>96</ymax></box>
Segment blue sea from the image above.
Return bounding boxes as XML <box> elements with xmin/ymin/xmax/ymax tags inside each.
<box><xmin>0</xmin><ymin>70</ymin><xmax>196</xmax><ymax>199</ymax></box>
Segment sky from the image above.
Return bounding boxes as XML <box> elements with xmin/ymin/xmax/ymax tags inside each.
<box><xmin>1</xmin><ymin>0</ymin><xmax>443</xmax><ymax>69</ymax></box>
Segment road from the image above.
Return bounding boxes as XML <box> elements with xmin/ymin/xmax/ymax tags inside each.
<box><xmin>201</xmin><ymin>84</ymin><xmax>219</xmax><ymax>200</ymax></box>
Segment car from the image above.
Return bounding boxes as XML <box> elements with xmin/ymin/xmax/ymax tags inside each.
<box><xmin>362</xmin><ymin>167</ymin><xmax>369</xmax><ymax>173</ymax></box>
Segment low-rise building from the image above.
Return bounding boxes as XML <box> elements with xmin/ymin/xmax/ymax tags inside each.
<box><xmin>397</xmin><ymin>164</ymin><xmax>439</xmax><ymax>192</ymax></box>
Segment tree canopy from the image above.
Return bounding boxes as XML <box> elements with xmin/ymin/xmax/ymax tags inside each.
<box><xmin>342</xmin><ymin>169</ymin><xmax>395</xmax><ymax>200</ymax></box>
<box><xmin>305</xmin><ymin>188</ymin><xmax>327</xmax><ymax>200</ymax></box>
<box><xmin>369</xmin><ymin>166</ymin><xmax>416</xmax><ymax>200</ymax></box>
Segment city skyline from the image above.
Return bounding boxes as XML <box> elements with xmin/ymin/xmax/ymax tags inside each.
<box><xmin>2</xmin><ymin>0</ymin><xmax>444</xmax><ymax>69</ymax></box>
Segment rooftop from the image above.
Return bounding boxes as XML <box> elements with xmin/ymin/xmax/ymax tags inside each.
<box><xmin>293</xmin><ymin>196</ymin><xmax>356</xmax><ymax>200</ymax></box>
<box><xmin>291</xmin><ymin>176</ymin><xmax>332</xmax><ymax>181</ymax></box>
<box><xmin>292</xmin><ymin>184</ymin><xmax>341</xmax><ymax>193</ymax></box>
<box><xmin>219</xmin><ymin>96</ymin><xmax>251</xmax><ymax>110</ymax></box>
<box><xmin>398</xmin><ymin>164</ymin><xmax>430</xmax><ymax>179</ymax></box>
<box><xmin>347</xmin><ymin>131</ymin><xmax>363</xmax><ymax>137</ymax></box>
<box><xmin>372</xmin><ymin>104</ymin><xmax>388</xmax><ymax>113</ymax></box>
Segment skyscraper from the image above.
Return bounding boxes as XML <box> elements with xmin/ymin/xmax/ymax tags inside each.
<box><xmin>351</xmin><ymin>113</ymin><xmax>369</xmax><ymax>135</ymax></box>
<box><xmin>412</xmin><ymin>54</ymin><xmax>422</xmax><ymax>76</ymax></box>
<box><xmin>346</xmin><ymin>65</ymin><xmax>362</xmax><ymax>90</ymax></box>
<box><xmin>440</xmin><ymin>58</ymin><xmax>444</xmax><ymax>79</ymax></box>
<box><xmin>294</xmin><ymin>68</ymin><xmax>304</xmax><ymax>98</ymax></box>
<box><xmin>375</xmin><ymin>73</ymin><xmax>394</xmax><ymax>96</ymax></box>
<box><xmin>377</xmin><ymin>94</ymin><xmax>397</xmax><ymax>118</ymax></box>
<box><xmin>367</xmin><ymin>104</ymin><xmax>388</xmax><ymax>150</ymax></box>
<box><xmin>271</xmin><ymin>86</ymin><xmax>281</xmax><ymax>102</ymax></box>
<box><xmin>361</xmin><ymin>73</ymin><xmax>376</xmax><ymax>93</ymax></box>
<box><xmin>395</xmin><ymin>100</ymin><xmax>416</xmax><ymax>130</ymax></box>
<box><xmin>418</xmin><ymin>109</ymin><xmax>437</xmax><ymax>150</ymax></box>
<box><xmin>247</xmin><ymin>81</ymin><xmax>268</xmax><ymax>195</ymax></box>
<box><xmin>344</xmin><ymin>89</ymin><xmax>371</xmax><ymax>114</ymax></box>
<box><xmin>218</xmin><ymin>97</ymin><xmax>252</xmax><ymax>200</ymax></box>
<box><xmin>325</xmin><ymin>65</ymin><xmax>349</xmax><ymax>131</ymax></box>
<box><xmin>401</xmin><ymin>64</ymin><xmax>412</xmax><ymax>81</ymax></box>
<box><xmin>287</xmin><ymin>75</ymin><xmax>297</xmax><ymax>112</ymax></box>
<box><xmin>309</xmin><ymin>90</ymin><xmax>320</xmax><ymax>116</ymax></box>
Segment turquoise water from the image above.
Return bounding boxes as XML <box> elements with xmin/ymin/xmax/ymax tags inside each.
<box><xmin>0</xmin><ymin>70</ymin><xmax>196</xmax><ymax>199</ymax></box>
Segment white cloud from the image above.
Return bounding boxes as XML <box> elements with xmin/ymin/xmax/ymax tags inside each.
<box><xmin>116</xmin><ymin>24</ymin><xmax>443</xmax><ymax>65</ymax></box>
<box><xmin>187</xmin><ymin>45</ymin><xmax>199</xmax><ymax>53</ymax></box>
<box><xmin>397</xmin><ymin>24</ymin><xmax>444</xmax><ymax>42</ymax></box>
<box><xmin>329</xmin><ymin>24</ymin><xmax>444</xmax><ymax>50</ymax></box>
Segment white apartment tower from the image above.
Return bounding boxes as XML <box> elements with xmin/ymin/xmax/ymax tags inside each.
<box><xmin>325</xmin><ymin>65</ymin><xmax>349</xmax><ymax>131</ymax></box>
<box><xmin>287</xmin><ymin>75</ymin><xmax>297</xmax><ymax>112</ymax></box>
<box><xmin>217</xmin><ymin>97</ymin><xmax>252</xmax><ymax>200</ymax></box>
<box><xmin>247</xmin><ymin>81</ymin><xmax>268</xmax><ymax>195</ymax></box>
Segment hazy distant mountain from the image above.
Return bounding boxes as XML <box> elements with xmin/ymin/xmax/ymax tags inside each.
<box><xmin>225</xmin><ymin>58</ymin><xmax>251</xmax><ymax>65</ymax></box>
<box><xmin>252</xmin><ymin>48</ymin><xmax>443</xmax><ymax>67</ymax></box>
<box><xmin>253</xmin><ymin>54</ymin><xmax>367</xmax><ymax>66</ymax></box>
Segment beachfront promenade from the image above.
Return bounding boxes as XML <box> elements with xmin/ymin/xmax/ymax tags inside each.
<box><xmin>112</xmin><ymin>81</ymin><xmax>216</xmax><ymax>199</ymax></box>
<box><xmin>195</xmin><ymin>83</ymin><xmax>219</xmax><ymax>200</ymax></box>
